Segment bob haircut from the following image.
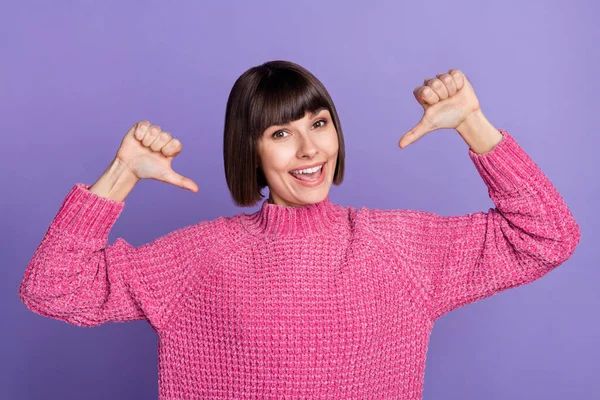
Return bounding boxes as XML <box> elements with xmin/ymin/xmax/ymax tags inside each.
<box><xmin>223</xmin><ymin>60</ymin><xmax>346</xmax><ymax>207</ymax></box>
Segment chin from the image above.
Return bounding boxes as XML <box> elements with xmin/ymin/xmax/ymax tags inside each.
<box><xmin>292</xmin><ymin>188</ymin><xmax>330</xmax><ymax>206</ymax></box>
<box><xmin>272</xmin><ymin>187</ymin><xmax>330</xmax><ymax>207</ymax></box>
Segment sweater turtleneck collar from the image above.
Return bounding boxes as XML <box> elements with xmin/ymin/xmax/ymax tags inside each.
<box><xmin>238</xmin><ymin>194</ymin><xmax>346</xmax><ymax>238</ymax></box>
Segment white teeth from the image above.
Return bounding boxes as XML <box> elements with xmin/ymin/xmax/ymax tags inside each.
<box><xmin>291</xmin><ymin>164</ymin><xmax>323</xmax><ymax>175</ymax></box>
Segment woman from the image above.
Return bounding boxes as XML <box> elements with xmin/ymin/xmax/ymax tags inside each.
<box><xmin>19</xmin><ymin>60</ymin><xmax>581</xmax><ymax>399</ymax></box>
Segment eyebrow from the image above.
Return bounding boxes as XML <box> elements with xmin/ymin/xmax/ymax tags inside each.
<box><xmin>265</xmin><ymin>107</ymin><xmax>329</xmax><ymax>136</ymax></box>
<box><xmin>272</xmin><ymin>107</ymin><xmax>328</xmax><ymax>128</ymax></box>
<box><xmin>311</xmin><ymin>107</ymin><xmax>327</xmax><ymax>116</ymax></box>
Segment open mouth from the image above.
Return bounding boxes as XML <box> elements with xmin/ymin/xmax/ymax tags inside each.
<box><xmin>289</xmin><ymin>162</ymin><xmax>325</xmax><ymax>185</ymax></box>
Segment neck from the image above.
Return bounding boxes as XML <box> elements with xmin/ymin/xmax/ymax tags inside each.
<box><xmin>238</xmin><ymin>194</ymin><xmax>346</xmax><ymax>237</ymax></box>
<box><xmin>267</xmin><ymin>194</ymin><xmax>316</xmax><ymax>207</ymax></box>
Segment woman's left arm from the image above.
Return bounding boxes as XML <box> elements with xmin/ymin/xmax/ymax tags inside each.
<box><xmin>369</xmin><ymin>69</ymin><xmax>582</xmax><ymax>321</ymax></box>
<box><xmin>369</xmin><ymin>128</ymin><xmax>580</xmax><ymax>321</ymax></box>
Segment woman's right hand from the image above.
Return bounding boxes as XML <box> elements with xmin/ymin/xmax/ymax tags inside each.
<box><xmin>115</xmin><ymin>121</ymin><xmax>199</xmax><ymax>193</ymax></box>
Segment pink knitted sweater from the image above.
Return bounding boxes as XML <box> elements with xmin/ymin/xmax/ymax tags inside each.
<box><xmin>19</xmin><ymin>129</ymin><xmax>580</xmax><ymax>399</ymax></box>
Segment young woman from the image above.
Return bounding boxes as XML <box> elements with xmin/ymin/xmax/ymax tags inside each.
<box><xmin>19</xmin><ymin>60</ymin><xmax>581</xmax><ymax>399</ymax></box>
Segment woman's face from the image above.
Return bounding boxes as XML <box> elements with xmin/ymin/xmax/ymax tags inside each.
<box><xmin>257</xmin><ymin>107</ymin><xmax>339</xmax><ymax>207</ymax></box>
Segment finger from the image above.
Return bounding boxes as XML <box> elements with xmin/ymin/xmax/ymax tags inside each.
<box><xmin>134</xmin><ymin>121</ymin><xmax>151</xmax><ymax>140</ymax></box>
<box><xmin>161</xmin><ymin>138</ymin><xmax>183</xmax><ymax>157</ymax></box>
<box><xmin>436</xmin><ymin>73</ymin><xmax>457</xmax><ymax>96</ymax></box>
<box><xmin>413</xmin><ymin>86</ymin><xmax>425</xmax><ymax>105</ymax></box>
<box><xmin>398</xmin><ymin>119</ymin><xmax>431</xmax><ymax>149</ymax></box>
<box><xmin>176</xmin><ymin>175</ymin><xmax>199</xmax><ymax>192</ymax></box>
<box><xmin>427</xmin><ymin>78</ymin><xmax>449</xmax><ymax>100</ymax></box>
<box><xmin>415</xmin><ymin>86</ymin><xmax>439</xmax><ymax>105</ymax></box>
<box><xmin>448</xmin><ymin>69</ymin><xmax>464</xmax><ymax>89</ymax></box>
<box><xmin>398</xmin><ymin>129</ymin><xmax>421</xmax><ymax>149</ymax></box>
<box><xmin>125</xmin><ymin>124</ymin><xmax>137</xmax><ymax>138</ymax></box>
<box><xmin>151</xmin><ymin>131</ymin><xmax>172</xmax><ymax>152</ymax></box>
<box><xmin>165</xmin><ymin>169</ymin><xmax>199</xmax><ymax>193</ymax></box>
<box><xmin>398</xmin><ymin>132</ymin><xmax>413</xmax><ymax>149</ymax></box>
<box><xmin>142</xmin><ymin>125</ymin><xmax>161</xmax><ymax>147</ymax></box>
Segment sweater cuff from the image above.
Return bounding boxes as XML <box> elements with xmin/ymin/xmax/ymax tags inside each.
<box><xmin>468</xmin><ymin>129</ymin><xmax>541</xmax><ymax>195</ymax></box>
<box><xmin>51</xmin><ymin>183</ymin><xmax>125</xmax><ymax>241</ymax></box>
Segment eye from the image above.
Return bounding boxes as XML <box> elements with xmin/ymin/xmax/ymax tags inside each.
<box><xmin>272</xmin><ymin>130</ymin><xmax>288</xmax><ymax>139</ymax></box>
<box><xmin>271</xmin><ymin>119</ymin><xmax>327</xmax><ymax>140</ymax></box>
<box><xmin>313</xmin><ymin>119</ymin><xmax>327</xmax><ymax>129</ymax></box>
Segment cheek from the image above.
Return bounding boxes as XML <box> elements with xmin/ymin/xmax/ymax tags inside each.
<box><xmin>321</xmin><ymin>130</ymin><xmax>339</xmax><ymax>154</ymax></box>
<box><xmin>262</xmin><ymin>147</ymin><xmax>295</xmax><ymax>174</ymax></box>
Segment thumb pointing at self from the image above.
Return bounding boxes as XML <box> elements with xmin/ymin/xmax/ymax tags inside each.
<box><xmin>116</xmin><ymin>121</ymin><xmax>200</xmax><ymax>193</ymax></box>
<box><xmin>163</xmin><ymin>168</ymin><xmax>199</xmax><ymax>193</ymax></box>
<box><xmin>398</xmin><ymin>69</ymin><xmax>481</xmax><ymax>149</ymax></box>
<box><xmin>398</xmin><ymin>118</ymin><xmax>435</xmax><ymax>149</ymax></box>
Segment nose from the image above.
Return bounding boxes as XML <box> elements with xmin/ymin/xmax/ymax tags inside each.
<box><xmin>296</xmin><ymin>133</ymin><xmax>319</xmax><ymax>159</ymax></box>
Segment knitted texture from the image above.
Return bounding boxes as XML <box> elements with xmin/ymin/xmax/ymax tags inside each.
<box><xmin>19</xmin><ymin>129</ymin><xmax>581</xmax><ymax>399</ymax></box>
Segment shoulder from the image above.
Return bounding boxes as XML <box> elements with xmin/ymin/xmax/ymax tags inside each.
<box><xmin>354</xmin><ymin>205</ymin><xmax>443</xmax><ymax>237</ymax></box>
<box><xmin>188</xmin><ymin>214</ymin><xmax>245</xmax><ymax>247</ymax></box>
<box><xmin>138</xmin><ymin>214</ymin><xmax>241</xmax><ymax>256</ymax></box>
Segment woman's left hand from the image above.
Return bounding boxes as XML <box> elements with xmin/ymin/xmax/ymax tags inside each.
<box><xmin>398</xmin><ymin>69</ymin><xmax>481</xmax><ymax>149</ymax></box>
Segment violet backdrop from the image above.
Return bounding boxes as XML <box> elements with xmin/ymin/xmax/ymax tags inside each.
<box><xmin>2</xmin><ymin>1</ymin><xmax>598</xmax><ymax>399</ymax></box>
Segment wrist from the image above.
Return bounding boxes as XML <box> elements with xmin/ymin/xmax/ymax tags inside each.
<box><xmin>89</xmin><ymin>158</ymin><xmax>139</xmax><ymax>202</ymax></box>
<box><xmin>456</xmin><ymin>108</ymin><xmax>489</xmax><ymax>133</ymax></box>
<box><xmin>455</xmin><ymin>109</ymin><xmax>503</xmax><ymax>154</ymax></box>
<box><xmin>112</xmin><ymin>157</ymin><xmax>140</xmax><ymax>184</ymax></box>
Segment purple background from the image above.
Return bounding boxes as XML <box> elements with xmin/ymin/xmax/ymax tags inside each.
<box><xmin>3</xmin><ymin>1</ymin><xmax>597</xmax><ymax>399</ymax></box>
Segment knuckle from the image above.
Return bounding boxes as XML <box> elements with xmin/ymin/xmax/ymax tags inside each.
<box><xmin>172</xmin><ymin>140</ymin><xmax>183</xmax><ymax>152</ymax></box>
<box><xmin>160</xmin><ymin>132</ymin><xmax>171</xmax><ymax>140</ymax></box>
<box><xmin>163</xmin><ymin>138</ymin><xmax>180</xmax><ymax>154</ymax></box>
<box><xmin>133</xmin><ymin>123</ymin><xmax>149</xmax><ymax>140</ymax></box>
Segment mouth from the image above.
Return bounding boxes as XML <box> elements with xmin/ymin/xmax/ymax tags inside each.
<box><xmin>289</xmin><ymin>162</ymin><xmax>326</xmax><ymax>186</ymax></box>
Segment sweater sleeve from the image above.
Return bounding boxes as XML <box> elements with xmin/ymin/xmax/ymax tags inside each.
<box><xmin>367</xmin><ymin>129</ymin><xmax>581</xmax><ymax>321</ymax></box>
<box><xmin>18</xmin><ymin>183</ymin><xmax>209</xmax><ymax>332</ymax></box>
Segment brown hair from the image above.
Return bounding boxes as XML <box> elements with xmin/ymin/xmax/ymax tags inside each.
<box><xmin>223</xmin><ymin>60</ymin><xmax>346</xmax><ymax>207</ymax></box>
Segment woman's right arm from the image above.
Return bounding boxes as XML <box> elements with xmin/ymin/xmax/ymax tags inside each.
<box><xmin>88</xmin><ymin>156</ymin><xmax>140</xmax><ymax>202</ymax></box>
<box><xmin>18</xmin><ymin>181</ymin><xmax>208</xmax><ymax>332</ymax></box>
<box><xmin>19</xmin><ymin>121</ymin><xmax>203</xmax><ymax>332</ymax></box>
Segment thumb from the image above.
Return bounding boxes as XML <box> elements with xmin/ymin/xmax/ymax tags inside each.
<box><xmin>398</xmin><ymin>118</ymin><xmax>431</xmax><ymax>149</ymax></box>
<box><xmin>163</xmin><ymin>169</ymin><xmax>199</xmax><ymax>193</ymax></box>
